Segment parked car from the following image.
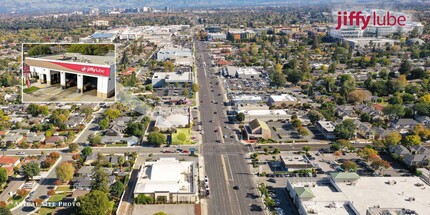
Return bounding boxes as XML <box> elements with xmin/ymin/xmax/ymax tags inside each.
<box><xmin>66</xmin><ymin>78</ymin><xmax>76</xmax><ymax>87</ymax></box>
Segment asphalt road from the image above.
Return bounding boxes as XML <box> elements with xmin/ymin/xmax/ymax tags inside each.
<box><xmin>195</xmin><ymin>40</ymin><xmax>264</xmax><ymax>215</ymax></box>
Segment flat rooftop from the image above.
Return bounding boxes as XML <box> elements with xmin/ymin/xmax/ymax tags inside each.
<box><xmin>134</xmin><ymin>157</ymin><xmax>195</xmax><ymax>194</ymax></box>
<box><xmin>29</xmin><ymin>52</ymin><xmax>115</xmax><ymax>66</ymax></box>
<box><xmin>289</xmin><ymin>176</ymin><xmax>430</xmax><ymax>215</ymax></box>
<box><xmin>339</xmin><ymin>177</ymin><xmax>430</xmax><ymax>215</ymax></box>
<box><xmin>270</xmin><ymin>94</ymin><xmax>297</xmax><ymax>102</ymax></box>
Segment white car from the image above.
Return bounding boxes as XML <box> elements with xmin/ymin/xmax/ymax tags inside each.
<box><xmin>16</xmin><ymin>152</ymin><xmax>26</xmax><ymax>155</ymax></box>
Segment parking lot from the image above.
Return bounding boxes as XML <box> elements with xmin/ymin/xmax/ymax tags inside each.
<box><xmin>266</xmin><ymin>121</ymin><xmax>314</xmax><ymax>141</ymax></box>
<box><xmin>132</xmin><ymin>204</ymin><xmax>195</xmax><ymax>215</ymax></box>
<box><xmin>225</xmin><ymin>77</ymin><xmax>272</xmax><ymax>93</ymax></box>
<box><xmin>153</xmin><ymin>87</ymin><xmax>191</xmax><ymax>98</ymax></box>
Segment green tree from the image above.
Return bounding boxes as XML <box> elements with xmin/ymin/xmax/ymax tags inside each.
<box><xmin>383</xmin><ymin>104</ymin><xmax>405</xmax><ymax>120</ymax></box>
<box><xmin>99</xmin><ymin>118</ymin><xmax>109</xmax><ymax>130</ymax></box>
<box><xmin>82</xmin><ymin>146</ymin><xmax>93</xmax><ymax>158</ymax></box>
<box><xmin>0</xmin><ymin>207</ymin><xmax>12</xmax><ymax>215</ymax></box>
<box><xmin>291</xmin><ymin>119</ymin><xmax>302</xmax><ymax>128</ymax></box>
<box><xmin>28</xmin><ymin>44</ymin><xmax>52</xmax><ymax>56</ymax></box>
<box><xmin>402</xmin><ymin>135</ymin><xmax>421</xmax><ymax>146</ymax></box>
<box><xmin>74</xmin><ymin>190</ymin><xmax>111</xmax><ymax>215</ymax></box>
<box><xmin>0</xmin><ymin>168</ymin><xmax>8</xmax><ymax>184</ymax></box>
<box><xmin>110</xmin><ymin>181</ymin><xmax>125</xmax><ymax>198</ymax></box>
<box><xmin>191</xmin><ymin>83</ymin><xmax>199</xmax><ymax>93</ymax></box>
<box><xmin>302</xmin><ymin>146</ymin><xmax>311</xmax><ymax>155</ymax></box>
<box><xmin>341</xmin><ymin>160</ymin><xmax>358</xmax><ymax>172</ymax></box>
<box><xmin>335</xmin><ymin>119</ymin><xmax>357</xmax><ymax>140</ymax></box>
<box><xmin>69</xmin><ymin>143</ymin><xmax>79</xmax><ymax>152</ymax></box>
<box><xmin>56</xmin><ymin>162</ymin><xmax>75</xmax><ymax>183</ymax></box>
<box><xmin>134</xmin><ymin>194</ymin><xmax>154</xmax><ymax>204</ymax></box>
<box><xmin>236</xmin><ymin>112</ymin><xmax>245</xmax><ymax>123</ymax></box>
<box><xmin>23</xmin><ymin>161</ymin><xmax>40</xmax><ymax>180</ymax></box>
<box><xmin>103</xmin><ymin>108</ymin><xmax>120</xmax><ymax>120</ymax></box>
<box><xmin>384</xmin><ymin>131</ymin><xmax>402</xmax><ymax>146</ymax></box>
<box><xmin>357</xmin><ymin>147</ymin><xmax>378</xmax><ymax>161</ymax></box>
<box><xmin>163</xmin><ymin>61</ymin><xmax>174</xmax><ymax>72</ymax></box>
<box><xmin>147</xmin><ymin>132</ymin><xmax>166</xmax><ymax>146</ymax></box>
<box><xmin>91</xmin><ymin>168</ymin><xmax>109</xmax><ymax>193</ymax></box>
<box><xmin>308</xmin><ymin>110</ymin><xmax>323</xmax><ymax>124</ymax></box>
<box><xmin>183</xmin><ymin>88</ymin><xmax>189</xmax><ymax>97</ymax></box>
<box><xmin>88</xmin><ymin>134</ymin><xmax>102</xmax><ymax>146</ymax></box>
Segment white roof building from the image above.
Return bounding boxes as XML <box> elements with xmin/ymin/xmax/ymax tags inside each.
<box><xmin>134</xmin><ymin>157</ymin><xmax>197</xmax><ymax>203</ymax></box>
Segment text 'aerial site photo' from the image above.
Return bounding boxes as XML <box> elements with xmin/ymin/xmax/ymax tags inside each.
<box><xmin>0</xmin><ymin>0</ymin><xmax>430</xmax><ymax>215</ymax></box>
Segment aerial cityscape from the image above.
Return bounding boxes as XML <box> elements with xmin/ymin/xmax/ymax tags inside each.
<box><xmin>0</xmin><ymin>0</ymin><xmax>430</xmax><ymax>215</ymax></box>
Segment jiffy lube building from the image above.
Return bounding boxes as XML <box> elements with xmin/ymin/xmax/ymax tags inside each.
<box><xmin>25</xmin><ymin>53</ymin><xmax>115</xmax><ymax>99</ymax></box>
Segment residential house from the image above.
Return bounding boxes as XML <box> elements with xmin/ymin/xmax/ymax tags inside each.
<box><xmin>0</xmin><ymin>156</ymin><xmax>20</xmax><ymax>167</ymax></box>
<box><xmin>45</xmin><ymin>135</ymin><xmax>65</xmax><ymax>145</ymax></box>
<box><xmin>77</xmin><ymin>166</ymin><xmax>95</xmax><ymax>177</ymax></box>
<box><xmin>354</xmin><ymin>120</ymin><xmax>374</xmax><ymax>140</ymax></box>
<box><xmin>415</xmin><ymin>116</ymin><xmax>430</xmax><ymax>127</ymax></box>
<box><xmin>65</xmin><ymin>115</ymin><xmax>85</xmax><ymax>128</ymax></box>
<box><xmin>0</xmin><ymin>133</ymin><xmax>24</xmax><ymax>146</ymax></box>
<box><xmin>315</xmin><ymin>120</ymin><xmax>336</xmax><ymax>140</ymax></box>
<box><xmin>84</xmin><ymin>153</ymin><xmax>98</xmax><ymax>165</ymax></box>
<box><xmin>25</xmin><ymin>132</ymin><xmax>46</xmax><ymax>144</ymax></box>
<box><xmin>9</xmin><ymin>129</ymin><xmax>30</xmax><ymax>135</ymax></box>
<box><xmin>336</xmin><ymin>106</ymin><xmax>358</xmax><ymax>120</ymax></box>
<box><xmin>390</xmin><ymin>118</ymin><xmax>420</xmax><ymax>134</ymax></box>
<box><xmin>389</xmin><ymin>145</ymin><xmax>410</xmax><ymax>158</ymax></box>
<box><xmin>101</xmin><ymin>135</ymin><xmax>138</xmax><ymax>146</ymax></box>
<box><xmin>244</xmin><ymin>119</ymin><xmax>271</xmax><ymax>140</ymax></box>
<box><xmin>73</xmin><ymin>177</ymin><xmax>93</xmax><ymax>190</ymax></box>
<box><xmin>403</xmin><ymin>154</ymin><xmax>429</xmax><ymax>167</ymax></box>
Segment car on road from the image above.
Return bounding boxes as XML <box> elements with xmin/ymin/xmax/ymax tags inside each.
<box><xmin>268</xmin><ymin>178</ymin><xmax>276</xmax><ymax>183</ymax></box>
<box><xmin>233</xmin><ymin>185</ymin><xmax>240</xmax><ymax>190</ymax></box>
<box><xmin>29</xmin><ymin>191</ymin><xmax>35</xmax><ymax>196</ymax></box>
<box><xmin>223</xmin><ymin>135</ymin><xmax>227</xmax><ymax>138</ymax></box>
<box><xmin>209</xmin><ymin>120</ymin><xmax>213</xmax><ymax>123</ymax></box>
<box><xmin>214</xmin><ymin>111</ymin><xmax>217</xmax><ymax>114</ymax></box>
<box><xmin>16</xmin><ymin>152</ymin><xmax>26</xmax><ymax>155</ymax></box>
<box><xmin>216</xmin><ymin>140</ymin><xmax>221</xmax><ymax>143</ymax></box>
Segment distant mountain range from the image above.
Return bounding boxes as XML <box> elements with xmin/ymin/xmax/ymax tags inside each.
<box><xmin>0</xmin><ymin>0</ymin><xmax>426</xmax><ymax>14</ymax></box>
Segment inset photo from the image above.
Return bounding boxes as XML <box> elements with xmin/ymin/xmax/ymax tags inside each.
<box><xmin>22</xmin><ymin>43</ymin><xmax>116</xmax><ymax>103</ymax></box>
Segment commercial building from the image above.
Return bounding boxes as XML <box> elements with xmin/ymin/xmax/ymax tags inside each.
<box><xmin>287</xmin><ymin>175</ymin><xmax>430</xmax><ymax>215</ymax></box>
<box><xmin>156</xmin><ymin>47</ymin><xmax>192</xmax><ymax>61</ymax></box>
<box><xmin>268</xmin><ymin>94</ymin><xmax>298</xmax><ymax>107</ymax></box>
<box><xmin>25</xmin><ymin>53</ymin><xmax>116</xmax><ymax>99</ymax></box>
<box><xmin>280</xmin><ymin>153</ymin><xmax>315</xmax><ymax>172</ymax></box>
<box><xmin>328</xmin><ymin>27</ymin><xmax>363</xmax><ymax>39</ymax></box>
<box><xmin>227</xmin><ymin>29</ymin><xmax>256</xmax><ymax>41</ymax></box>
<box><xmin>134</xmin><ymin>157</ymin><xmax>197</xmax><ymax>203</ymax></box>
<box><xmin>207</xmin><ymin>32</ymin><xmax>227</xmax><ymax>41</ymax></box>
<box><xmin>244</xmin><ymin>119</ymin><xmax>271</xmax><ymax>140</ymax></box>
<box><xmin>344</xmin><ymin>38</ymin><xmax>398</xmax><ymax>49</ymax></box>
<box><xmin>236</xmin><ymin>67</ymin><xmax>260</xmax><ymax>79</ymax></box>
<box><xmin>151</xmin><ymin>71</ymin><xmax>193</xmax><ymax>88</ymax></box>
<box><xmin>205</xmin><ymin>26</ymin><xmax>222</xmax><ymax>33</ymax></box>
<box><xmin>315</xmin><ymin>120</ymin><xmax>336</xmax><ymax>140</ymax></box>
<box><xmin>230</xmin><ymin>95</ymin><xmax>263</xmax><ymax>105</ymax></box>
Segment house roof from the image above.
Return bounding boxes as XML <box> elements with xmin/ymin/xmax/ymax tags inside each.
<box><xmin>330</xmin><ymin>172</ymin><xmax>360</xmax><ymax>180</ymax></box>
<box><xmin>249</xmin><ymin>119</ymin><xmax>269</xmax><ymax>131</ymax></box>
<box><xmin>294</xmin><ymin>187</ymin><xmax>315</xmax><ymax>198</ymax></box>
<box><xmin>0</xmin><ymin>156</ymin><xmax>19</xmax><ymax>165</ymax></box>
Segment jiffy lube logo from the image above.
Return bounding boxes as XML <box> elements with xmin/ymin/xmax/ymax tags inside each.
<box><xmin>335</xmin><ymin>11</ymin><xmax>407</xmax><ymax>30</ymax></box>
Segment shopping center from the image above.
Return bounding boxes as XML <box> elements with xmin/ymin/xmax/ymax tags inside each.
<box><xmin>25</xmin><ymin>53</ymin><xmax>115</xmax><ymax>99</ymax></box>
